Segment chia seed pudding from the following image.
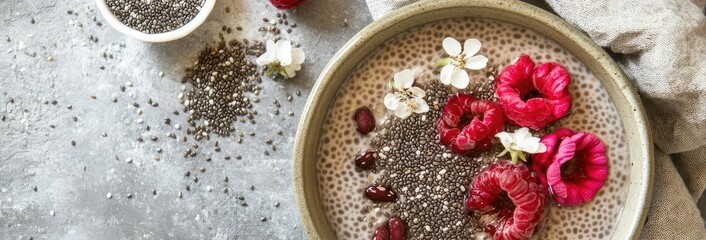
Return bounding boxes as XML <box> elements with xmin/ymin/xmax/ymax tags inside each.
<box><xmin>316</xmin><ymin>18</ymin><xmax>630</xmax><ymax>239</ymax></box>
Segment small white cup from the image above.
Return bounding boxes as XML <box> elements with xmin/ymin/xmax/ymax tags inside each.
<box><xmin>94</xmin><ymin>0</ymin><xmax>216</xmax><ymax>43</ymax></box>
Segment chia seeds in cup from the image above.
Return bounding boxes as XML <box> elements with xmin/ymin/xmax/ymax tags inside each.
<box><xmin>106</xmin><ymin>0</ymin><xmax>205</xmax><ymax>34</ymax></box>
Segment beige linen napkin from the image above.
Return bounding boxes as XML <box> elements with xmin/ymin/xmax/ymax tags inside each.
<box><xmin>365</xmin><ymin>0</ymin><xmax>706</xmax><ymax>238</ymax></box>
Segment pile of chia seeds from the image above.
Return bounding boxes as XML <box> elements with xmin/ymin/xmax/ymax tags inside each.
<box><xmin>106</xmin><ymin>0</ymin><xmax>205</xmax><ymax>34</ymax></box>
<box><xmin>368</xmin><ymin>77</ymin><xmax>501</xmax><ymax>239</ymax></box>
<box><xmin>180</xmin><ymin>38</ymin><xmax>265</xmax><ymax>140</ymax></box>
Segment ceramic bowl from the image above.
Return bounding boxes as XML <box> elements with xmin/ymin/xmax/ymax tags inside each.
<box><xmin>94</xmin><ymin>0</ymin><xmax>216</xmax><ymax>42</ymax></box>
<box><xmin>293</xmin><ymin>0</ymin><xmax>654</xmax><ymax>239</ymax></box>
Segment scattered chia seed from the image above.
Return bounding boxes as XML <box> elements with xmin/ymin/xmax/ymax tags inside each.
<box><xmin>106</xmin><ymin>0</ymin><xmax>205</xmax><ymax>34</ymax></box>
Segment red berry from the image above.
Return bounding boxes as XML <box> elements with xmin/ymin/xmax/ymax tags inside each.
<box><xmin>495</xmin><ymin>55</ymin><xmax>572</xmax><ymax>130</ymax></box>
<box><xmin>437</xmin><ymin>94</ymin><xmax>505</xmax><ymax>155</ymax></box>
<box><xmin>355</xmin><ymin>151</ymin><xmax>376</xmax><ymax>170</ymax></box>
<box><xmin>465</xmin><ymin>161</ymin><xmax>548</xmax><ymax>240</ymax></box>
<box><xmin>533</xmin><ymin>129</ymin><xmax>609</xmax><ymax>206</ymax></box>
<box><xmin>354</xmin><ymin>107</ymin><xmax>376</xmax><ymax>135</ymax></box>
<box><xmin>372</xmin><ymin>224</ymin><xmax>390</xmax><ymax>240</ymax></box>
<box><xmin>388</xmin><ymin>216</ymin><xmax>407</xmax><ymax>240</ymax></box>
<box><xmin>484</xmin><ymin>225</ymin><xmax>497</xmax><ymax>235</ymax></box>
<box><xmin>365</xmin><ymin>185</ymin><xmax>397</xmax><ymax>202</ymax></box>
<box><xmin>268</xmin><ymin>0</ymin><xmax>306</xmax><ymax>10</ymax></box>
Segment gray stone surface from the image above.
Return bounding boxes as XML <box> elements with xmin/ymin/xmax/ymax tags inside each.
<box><xmin>2</xmin><ymin>0</ymin><xmax>703</xmax><ymax>239</ymax></box>
<box><xmin>0</xmin><ymin>0</ymin><xmax>371</xmax><ymax>239</ymax></box>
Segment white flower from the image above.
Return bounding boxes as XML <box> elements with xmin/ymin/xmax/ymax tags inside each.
<box><xmin>438</xmin><ymin>37</ymin><xmax>489</xmax><ymax>89</ymax></box>
<box><xmin>383</xmin><ymin>69</ymin><xmax>429</xmax><ymax>119</ymax></box>
<box><xmin>495</xmin><ymin>127</ymin><xmax>547</xmax><ymax>164</ymax></box>
<box><xmin>256</xmin><ymin>39</ymin><xmax>305</xmax><ymax>79</ymax></box>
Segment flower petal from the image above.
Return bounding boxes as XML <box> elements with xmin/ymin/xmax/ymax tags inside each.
<box><xmin>408</xmin><ymin>87</ymin><xmax>426</xmax><ymax>98</ymax></box>
<box><xmin>276</xmin><ymin>40</ymin><xmax>293</xmax><ymax>65</ymax></box>
<box><xmin>288</xmin><ymin>64</ymin><xmax>301</xmax><ymax>71</ymax></box>
<box><xmin>440</xmin><ymin>64</ymin><xmax>455</xmax><ymax>85</ymax></box>
<box><xmin>464</xmin><ymin>55</ymin><xmax>488</xmax><ymax>70</ymax></box>
<box><xmin>535</xmin><ymin>142</ymin><xmax>547</xmax><ymax>153</ymax></box>
<box><xmin>411</xmin><ymin>97</ymin><xmax>429</xmax><ymax>113</ymax></box>
<box><xmin>384</xmin><ymin>93</ymin><xmax>400</xmax><ymax>111</ymax></box>
<box><xmin>394</xmin><ymin>104</ymin><xmax>413</xmax><ymax>118</ymax></box>
<box><xmin>450</xmin><ymin>69</ymin><xmax>470</xmax><ymax>89</ymax></box>
<box><xmin>442</xmin><ymin>37</ymin><xmax>462</xmax><ymax>57</ymax></box>
<box><xmin>394</xmin><ymin>69</ymin><xmax>415</xmax><ymax>89</ymax></box>
<box><xmin>513</xmin><ymin>127</ymin><xmax>532</xmax><ymax>143</ymax></box>
<box><xmin>517</xmin><ymin>137</ymin><xmax>543</xmax><ymax>153</ymax></box>
<box><xmin>283</xmin><ymin>65</ymin><xmax>297</xmax><ymax>78</ymax></box>
<box><xmin>291</xmin><ymin>47</ymin><xmax>306</xmax><ymax>65</ymax></box>
<box><xmin>495</xmin><ymin>132</ymin><xmax>513</xmax><ymax>149</ymax></box>
<box><xmin>256</xmin><ymin>40</ymin><xmax>277</xmax><ymax>65</ymax></box>
<box><xmin>462</xmin><ymin>39</ymin><xmax>482</xmax><ymax>56</ymax></box>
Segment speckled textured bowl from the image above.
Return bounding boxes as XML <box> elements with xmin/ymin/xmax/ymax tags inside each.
<box><xmin>293</xmin><ymin>1</ymin><xmax>654</xmax><ymax>239</ymax></box>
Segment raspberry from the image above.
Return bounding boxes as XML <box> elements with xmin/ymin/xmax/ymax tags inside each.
<box><xmin>530</xmin><ymin>128</ymin><xmax>577</xmax><ymax>188</ymax></box>
<box><xmin>495</xmin><ymin>55</ymin><xmax>572</xmax><ymax>130</ymax></box>
<box><xmin>268</xmin><ymin>0</ymin><xmax>306</xmax><ymax>10</ymax></box>
<box><xmin>437</xmin><ymin>94</ymin><xmax>505</xmax><ymax>155</ymax></box>
<box><xmin>532</xmin><ymin>129</ymin><xmax>609</xmax><ymax>206</ymax></box>
<box><xmin>465</xmin><ymin>161</ymin><xmax>548</xmax><ymax>240</ymax></box>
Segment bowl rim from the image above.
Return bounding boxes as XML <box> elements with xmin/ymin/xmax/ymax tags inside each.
<box><xmin>293</xmin><ymin>0</ymin><xmax>654</xmax><ymax>239</ymax></box>
<box><xmin>94</xmin><ymin>0</ymin><xmax>216</xmax><ymax>43</ymax></box>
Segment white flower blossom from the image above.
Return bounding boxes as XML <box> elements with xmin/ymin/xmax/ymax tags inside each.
<box><xmin>438</xmin><ymin>37</ymin><xmax>489</xmax><ymax>89</ymax></box>
<box><xmin>256</xmin><ymin>39</ymin><xmax>305</xmax><ymax>79</ymax></box>
<box><xmin>496</xmin><ymin>127</ymin><xmax>547</xmax><ymax>164</ymax></box>
<box><xmin>383</xmin><ymin>69</ymin><xmax>429</xmax><ymax>119</ymax></box>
